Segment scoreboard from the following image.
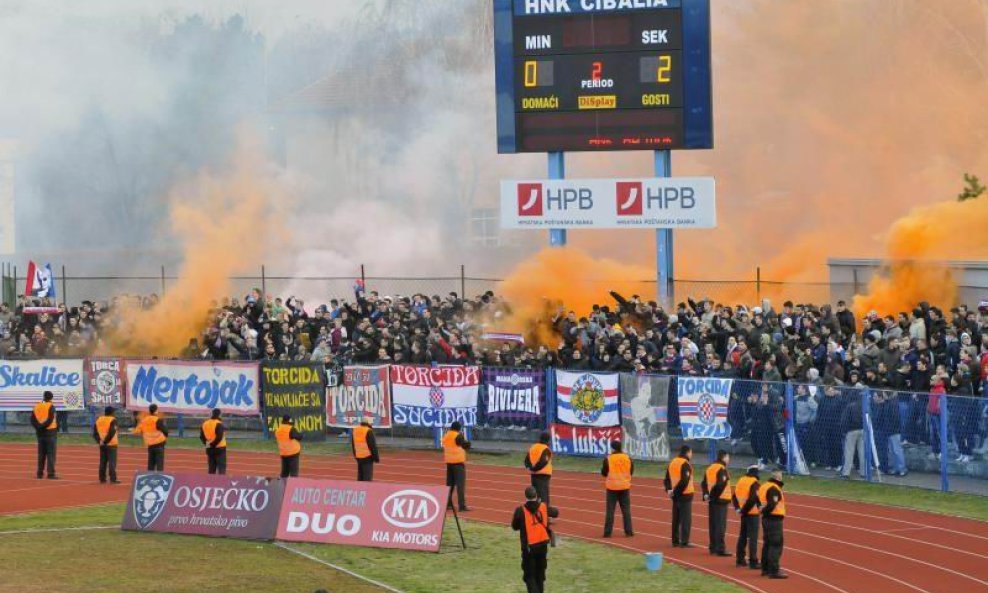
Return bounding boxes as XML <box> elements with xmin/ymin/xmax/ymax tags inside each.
<box><xmin>493</xmin><ymin>0</ymin><xmax>712</xmax><ymax>153</ymax></box>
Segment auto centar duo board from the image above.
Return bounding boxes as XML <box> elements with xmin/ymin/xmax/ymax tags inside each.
<box><xmin>493</xmin><ymin>0</ymin><xmax>712</xmax><ymax>153</ymax></box>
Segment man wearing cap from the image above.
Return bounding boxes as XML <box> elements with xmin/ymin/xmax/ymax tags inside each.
<box><xmin>601</xmin><ymin>439</ymin><xmax>634</xmax><ymax>537</ymax></box>
<box><xmin>524</xmin><ymin>431</ymin><xmax>553</xmax><ymax>507</ymax></box>
<box><xmin>351</xmin><ymin>419</ymin><xmax>380</xmax><ymax>481</ymax></box>
<box><xmin>132</xmin><ymin>404</ymin><xmax>168</xmax><ymax>471</ymax></box>
<box><xmin>275</xmin><ymin>415</ymin><xmax>303</xmax><ymax>478</ymax></box>
<box><xmin>702</xmin><ymin>450</ymin><xmax>733</xmax><ymax>557</ymax></box>
<box><xmin>92</xmin><ymin>406</ymin><xmax>120</xmax><ymax>484</ymax></box>
<box><xmin>511</xmin><ymin>486</ymin><xmax>559</xmax><ymax>593</ymax></box>
<box><xmin>664</xmin><ymin>444</ymin><xmax>695</xmax><ymax>547</ymax></box>
<box><xmin>31</xmin><ymin>390</ymin><xmax>58</xmax><ymax>479</ymax></box>
<box><xmin>442</xmin><ymin>421</ymin><xmax>471</xmax><ymax>511</ymax></box>
<box><xmin>733</xmin><ymin>465</ymin><xmax>762</xmax><ymax>569</ymax></box>
<box><xmin>199</xmin><ymin>408</ymin><xmax>227</xmax><ymax>475</ymax></box>
<box><xmin>761</xmin><ymin>469</ymin><xmax>788</xmax><ymax>579</ymax></box>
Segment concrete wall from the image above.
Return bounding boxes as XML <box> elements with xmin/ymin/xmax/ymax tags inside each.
<box><xmin>828</xmin><ymin>258</ymin><xmax>988</xmax><ymax>306</ymax></box>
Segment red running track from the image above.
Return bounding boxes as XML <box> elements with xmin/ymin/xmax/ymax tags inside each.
<box><xmin>1</xmin><ymin>444</ymin><xmax>986</xmax><ymax>593</ymax></box>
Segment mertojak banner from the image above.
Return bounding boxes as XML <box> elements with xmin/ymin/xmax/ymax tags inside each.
<box><xmin>482</xmin><ymin>368</ymin><xmax>545</xmax><ymax>428</ymax></box>
<box><xmin>122</xmin><ymin>473</ymin><xmax>283</xmax><ymax>540</ymax></box>
<box><xmin>677</xmin><ymin>376</ymin><xmax>732</xmax><ymax>439</ymax></box>
<box><xmin>327</xmin><ymin>365</ymin><xmax>392</xmax><ymax>428</ymax></box>
<box><xmin>555</xmin><ymin>370</ymin><xmax>620</xmax><ymax>427</ymax></box>
<box><xmin>123</xmin><ymin>360</ymin><xmax>260</xmax><ymax>416</ymax></box>
<box><xmin>261</xmin><ymin>362</ymin><xmax>327</xmax><ymax>442</ymax></box>
<box><xmin>550</xmin><ymin>423</ymin><xmax>622</xmax><ymax>457</ymax></box>
<box><xmin>620</xmin><ymin>373</ymin><xmax>670</xmax><ymax>461</ymax></box>
<box><xmin>84</xmin><ymin>358</ymin><xmax>124</xmax><ymax>407</ymax></box>
<box><xmin>0</xmin><ymin>359</ymin><xmax>85</xmax><ymax>411</ymax></box>
<box><xmin>391</xmin><ymin>365</ymin><xmax>480</xmax><ymax>428</ymax></box>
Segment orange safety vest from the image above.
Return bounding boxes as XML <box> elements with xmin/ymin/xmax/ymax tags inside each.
<box><xmin>442</xmin><ymin>430</ymin><xmax>466</xmax><ymax>464</ymax></box>
<box><xmin>528</xmin><ymin>443</ymin><xmax>552</xmax><ymax>476</ymax></box>
<box><xmin>762</xmin><ymin>482</ymin><xmax>786</xmax><ymax>517</ymax></box>
<box><xmin>705</xmin><ymin>462</ymin><xmax>732</xmax><ymax>501</ymax></box>
<box><xmin>33</xmin><ymin>402</ymin><xmax>57</xmax><ymax>431</ymax></box>
<box><xmin>353</xmin><ymin>425</ymin><xmax>372</xmax><ymax>459</ymax></box>
<box><xmin>734</xmin><ymin>476</ymin><xmax>761</xmax><ymax>516</ymax></box>
<box><xmin>134</xmin><ymin>414</ymin><xmax>166</xmax><ymax>447</ymax></box>
<box><xmin>668</xmin><ymin>457</ymin><xmax>695</xmax><ymax>495</ymax></box>
<box><xmin>201</xmin><ymin>419</ymin><xmax>227</xmax><ymax>449</ymax></box>
<box><xmin>95</xmin><ymin>416</ymin><xmax>118</xmax><ymax>447</ymax></box>
<box><xmin>275</xmin><ymin>424</ymin><xmax>301</xmax><ymax>457</ymax></box>
<box><xmin>605</xmin><ymin>452</ymin><xmax>632</xmax><ymax>491</ymax></box>
<box><xmin>522</xmin><ymin>503</ymin><xmax>551</xmax><ymax>546</ymax></box>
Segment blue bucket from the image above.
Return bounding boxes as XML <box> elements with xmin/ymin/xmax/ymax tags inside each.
<box><xmin>645</xmin><ymin>552</ymin><xmax>664</xmax><ymax>571</ymax></box>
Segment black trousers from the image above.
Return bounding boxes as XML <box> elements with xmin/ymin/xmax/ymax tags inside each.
<box><xmin>446</xmin><ymin>463</ymin><xmax>467</xmax><ymax>510</ymax></box>
<box><xmin>521</xmin><ymin>548</ymin><xmax>548</xmax><ymax>593</ymax></box>
<box><xmin>761</xmin><ymin>516</ymin><xmax>785</xmax><ymax>575</ymax></box>
<box><xmin>281</xmin><ymin>454</ymin><xmax>300</xmax><ymax>478</ymax></box>
<box><xmin>604</xmin><ymin>489</ymin><xmax>633</xmax><ymax>536</ymax></box>
<box><xmin>530</xmin><ymin>474</ymin><xmax>551</xmax><ymax>507</ymax></box>
<box><xmin>671</xmin><ymin>496</ymin><xmax>693</xmax><ymax>545</ymax></box>
<box><xmin>708</xmin><ymin>502</ymin><xmax>729</xmax><ymax>553</ymax></box>
<box><xmin>737</xmin><ymin>514</ymin><xmax>760</xmax><ymax>564</ymax></box>
<box><xmin>36</xmin><ymin>432</ymin><xmax>57</xmax><ymax>477</ymax></box>
<box><xmin>357</xmin><ymin>458</ymin><xmax>375</xmax><ymax>482</ymax></box>
<box><xmin>98</xmin><ymin>446</ymin><xmax>118</xmax><ymax>482</ymax></box>
<box><xmin>147</xmin><ymin>445</ymin><xmax>165</xmax><ymax>472</ymax></box>
<box><xmin>207</xmin><ymin>448</ymin><xmax>227</xmax><ymax>475</ymax></box>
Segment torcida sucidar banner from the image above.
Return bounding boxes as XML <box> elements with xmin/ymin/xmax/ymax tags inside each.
<box><xmin>550</xmin><ymin>423</ymin><xmax>623</xmax><ymax>457</ymax></box>
<box><xmin>620</xmin><ymin>373</ymin><xmax>670</xmax><ymax>461</ymax></box>
<box><xmin>261</xmin><ymin>362</ymin><xmax>326</xmax><ymax>441</ymax></box>
<box><xmin>0</xmin><ymin>359</ymin><xmax>85</xmax><ymax>411</ymax></box>
<box><xmin>84</xmin><ymin>358</ymin><xmax>124</xmax><ymax>407</ymax></box>
<box><xmin>555</xmin><ymin>370</ymin><xmax>620</xmax><ymax>427</ymax></box>
<box><xmin>390</xmin><ymin>365</ymin><xmax>480</xmax><ymax>427</ymax></box>
<box><xmin>123</xmin><ymin>360</ymin><xmax>260</xmax><ymax>416</ymax></box>
<box><xmin>482</xmin><ymin>368</ymin><xmax>544</xmax><ymax>428</ymax></box>
<box><xmin>122</xmin><ymin>473</ymin><xmax>283</xmax><ymax>540</ymax></box>
<box><xmin>276</xmin><ymin>478</ymin><xmax>448</xmax><ymax>552</ymax></box>
<box><xmin>327</xmin><ymin>365</ymin><xmax>392</xmax><ymax>428</ymax></box>
<box><xmin>677</xmin><ymin>376</ymin><xmax>733</xmax><ymax>440</ymax></box>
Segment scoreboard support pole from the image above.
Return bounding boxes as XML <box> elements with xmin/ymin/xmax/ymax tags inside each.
<box><xmin>654</xmin><ymin>150</ymin><xmax>674</xmax><ymax>306</ymax></box>
<box><xmin>548</xmin><ymin>152</ymin><xmax>567</xmax><ymax>247</ymax></box>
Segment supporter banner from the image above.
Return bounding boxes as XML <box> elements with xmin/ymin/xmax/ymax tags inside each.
<box><xmin>261</xmin><ymin>362</ymin><xmax>326</xmax><ymax>442</ymax></box>
<box><xmin>276</xmin><ymin>478</ymin><xmax>448</xmax><ymax>552</ymax></box>
<box><xmin>555</xmin><ymin>370</ymin><xmax>619</xmax><ymax>427</ymax></box>
<box><xmin>620</xmin><ymin>374</ymin><xmax>670</xmax><ymax>461</ymax></box>
<box><xmin>391</xmin><ymin>365</ymin><xmax>480</xmax><ymax>428</ymax></box>
<box><xmin>0</xmin><ymin>359</ymin><xmax>84</xmax><ymax>411</ymax></box>
<box><xmin>482</xmin><ymin>368</ymin><xmax>544</xmax><ymax>428</ymax></box>
<box><xmin>677</xmin><ymin>377</ymin><xmax>732</xmax><ymax>439</ymax></box>
<box><xmin>122</xmin><ymin>473</ymin><xmax>283</xmax><ymax>540</ymax></box>
<box><xmin>550</xmin><ymin>423</ymin><xmax>622</xmax><ymax>457</ymax></box>
<box><xmin>124</xmin><ymin>360</ymin><xmax>260</xmax><ymax>416</ymax></box>
<box><xmin>327</xmin><ymin>365</ymin><xmax>392</xmax><ymax>428</ymax></box>
<box><xmin>84</xmin><ymin>358</ymin><xmax>124</xmax><ymax>407</ymax></box>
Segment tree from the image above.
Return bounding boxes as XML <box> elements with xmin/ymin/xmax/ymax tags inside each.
<box><xmin>957</xmin><ymin>173</ymin><xmax>985</xmax><ymax>202</ymax></box>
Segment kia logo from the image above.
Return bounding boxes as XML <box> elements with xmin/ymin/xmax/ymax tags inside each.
<box><xmin>517</xmin><ymin>183</ymin><xmax>543</xmax><ymax>216</ymax></box>
<box><xmin>382</xmin><ymin>490</ymin><xmax>441</xmax><ymax>529</ymax></box>
<box><xmin>616</xmin><ymin>182</ymin><xmax>643</xmax><ymax>216</ymax></box>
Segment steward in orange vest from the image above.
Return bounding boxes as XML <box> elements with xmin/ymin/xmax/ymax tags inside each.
<box><xmin>760</xmin><ymin>470</ymin><xmax>788</xmax><ymax>579</ymax></box>
<box><xmin>733</xmin><ymin>465</ymin><xmax>762</xmax><ymax>569</ymax></box>
<box><xmin>92</xmin><ymin>406</ymin><xmax>119</xmax><ymax>484</ymax></box>
<box><xmin>511</xmin><ymin>486</ymin><xmax>559</xmax><ymax>593</ymax></box>
<box><xmin>31</xmin><ymin>391</ymin><xmax>58</xmax><ymax>479</ymax></box>
<box><xmin>701</xmin><ymin>450</ymin><xmax>733</xmax><ymax>557</ymax></box>
<box><xmin>275</xmin><ymin>415</ymin><xmax>303</xmax><ymax>478</ymax></box>
<box><xmin>442</xmin><ymin>421</ymin><xmax>472</xmax><ymax>512</ymax></box>
<box><xmin>199</xmin><ymin>408</ymin><xmax>227</xmax><ymax>475</ymax></box>
<box><xmin>601</xmin><ymin>440</ymin><xmax>634</xmax><ymax>538</ymax></box>
<box><xmin>351</xmin><ymin>420</ymin><xmax>380</xmax><ymax>482</ymax></box>
<box><xmin>131</xmin><ymin>404</ymin><xmax>169</xmax><ymax>471</ymax></box>
<box><xmin>664</xmin><ymin>444</ymin><xmax>695</xmax><ymax>547</ymax></box>
<box><xmin>524</xmin><ymin>431</ymin><xmax>553</xmax><ymax>506</ymax></box>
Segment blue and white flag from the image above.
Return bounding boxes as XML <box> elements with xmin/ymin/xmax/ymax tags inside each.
<box><xmin>677</xmin><ymin>377</ymin><xmax>732</xmax><ymax>439</ymax></box>
<box><xmin>555</xmin><ymin>370</ymin><xmax>619</xmax><ymax>427</ymax></box>
<box><xmin>25</xmin><ymin>261</ymin><xmax>55</xmax><ymax>299</ymax></box>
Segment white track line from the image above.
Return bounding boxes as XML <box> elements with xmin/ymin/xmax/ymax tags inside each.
<box><xmin>274</xmin><ymin>542</ymin><xmax>405</xmax><ymax>593</ymax></box>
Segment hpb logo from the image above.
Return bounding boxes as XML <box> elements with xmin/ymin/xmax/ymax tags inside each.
<box><xmin>132</xmin><ymin>474</ymin><xmax>174</xmax><ymax>529</ymax></box>
<box><xmin>616</xmin><ymin>182</ymin><xmax>643</xmax><ymax>216</ymax></box>
<box><xmin>517</xmin><ymin>183</ymin><xmax>543</xmax><ymax>216</ymax></box>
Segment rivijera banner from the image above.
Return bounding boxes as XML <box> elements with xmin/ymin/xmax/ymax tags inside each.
<box><xmin>327</xmin><ymin>365</ymin><xmax>392</xmax><ymax>428</ymax></box>
<box><xmin>550</xmin><ymin>423</ymin><xmax>622</xmax><ymax>457</ymax></box>
<box><xmin>122</xmin><ymin>473</ymin><xmax>283</xmax><ymax>540</ymax></box>
<box><xmin>84</xmin><ymin>358</ymin><xmax>124</xmax><ymax>407</ymax></box>
<box><xmin>123</xmin><ymin>360</ymin><xmax>260</xmax><ymax>415</ymax></box>
<box><xmin>391</xmin><ymin>365</ymin><xmax>479</xmax><ymax>427</ymax></box>
<box><xmin>0</xmin><ymin>359</ymin><xmax>85</xmax><ymax>411</ymax></box>
<box><xmin>261</xmin><ymin>362</ymin><xmax>326</xmax><ymax>442</ymax></box>
<box><xmin>276</xmin><ymin>478</ymin><xmax>448</xmax><ymax>552</ymax></box>
<box><xmin>482</xmin><ymin>368</ymin><xmax>544</xmax><ymax>428</ymax></box>
<box><xmin>677</xmin><ymin>377</ymin><xmax>733</xmax><ymax>440</ymax></box>
<box><xmin>555</xmin><ymin>370</ymin><xmax>619</xmax><ymax>427</ymax></box>
<box><xmin>620</xmin><ymin>374</ymin><xmax>670</xmax><ymax>461</ymax></box>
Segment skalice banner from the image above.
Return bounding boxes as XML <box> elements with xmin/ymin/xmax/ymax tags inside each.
<box><xmin>261</xmin><ymin>362</ymin><xmax>326</xmax><ymax>442</ymax></box>
<box><xmin>550</xmin><ymin>423</ymin><xmax>623</xmax><ymax>457</ymax></box>
<box><xmin>124</xmin><ymin>360</ymin><xmax>260</xmax><ymax>415</ymax></box>
<box><xmin>84</xmin><ymin>358</ymin><xmax>124</xmax><ymax>407</ymax></box>
<box><xmin>327</xmin><ymin>365</ymin><xmax>392</xmax><ymax>428</ymax></box>
<box><xmin>555</xmin><ymin>370</ymin><xmax>619</xmax><ymax>427</ymax></box>
<box><xmin>391</xmin><ymin>365</ymin><xmax>479</xmax><ymax>428</ymax></box>
<box><xmin>482</xmin><ymin>368</ymin><xmax>544</xmax><ymax>428</ymax></box>
<box><xmin>122</xmin><ymin>473</ymin><xmax>283</xmax><ymax>540</ymax></box>
<box><xmin>677</xmin><ymin>377</ymin><xmax>732</xmax><ymax>439</ymax></box>
<box><xmin>0</xmin><ymin>359</ymin><xmax>84</xmax><ymax>412</ymax></box>
<box><xmin>276</xmin><ymin>478</ymin><xmax>448</xmax><ymax>552</ymax></box>
<box><xmin>620</xmin><ymin>373</ymin><xmax>670</xmax><ymax>461</ymax></box>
